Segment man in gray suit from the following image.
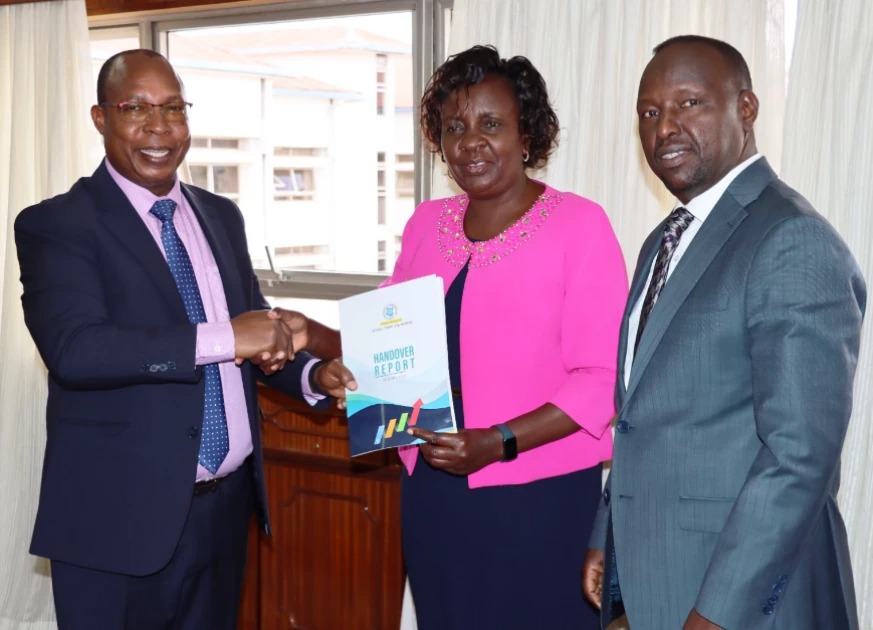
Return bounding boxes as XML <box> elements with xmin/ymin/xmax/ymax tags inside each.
<box><xmin>582</xmin><ymin>35</ymin><xmax>865</xmax><ymax>630</ymax></box>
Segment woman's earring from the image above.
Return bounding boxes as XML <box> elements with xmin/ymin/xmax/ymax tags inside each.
<box><xmin>522</xmin><ymin>150</ymin><xmax>530</xmax><ymax>164</ymax></box>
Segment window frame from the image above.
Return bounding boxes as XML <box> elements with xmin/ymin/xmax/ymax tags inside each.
<box><xmin>88</xmin><ymin>0</ymin><xmax>453</xmax><ymax>300</ymax></box>
<box><xmin>273</xmin><ymin>167</ymin><xmax>317</xmax><ymax>201</ymax></box>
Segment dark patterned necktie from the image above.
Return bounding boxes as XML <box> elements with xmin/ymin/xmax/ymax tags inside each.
<box><xmin>150</xmin><ymin>199</ymin><xmax>229</xmax><ymax>473</ymax></box>
<box><xmin>634</xmin><ymin>206</ymin><xmax>695</xmax><ymax>354</ymax></box>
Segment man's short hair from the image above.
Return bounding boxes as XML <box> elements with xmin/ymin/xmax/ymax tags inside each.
<box><xmin>654</xmin><ymin>35</ymin><xmax>753</xmax><ymax>90</ymax></box>
<box><xmin>96</xmin><ymin>49</ymin><xmax>166</xmax><ymax>103</ymax></box>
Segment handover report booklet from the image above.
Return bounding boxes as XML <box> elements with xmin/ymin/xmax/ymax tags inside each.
<box><xmin>339</xmin><ymin>275</ymin><xmax>457</xmax><ymax>456</ymax></box>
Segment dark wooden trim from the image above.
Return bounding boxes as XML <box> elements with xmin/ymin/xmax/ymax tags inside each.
<box><xmin>87</xmin><ymin>0</ymin><xmax>233</xmax><ymax>16</ymax></box>
<box><xmin>83</xmin><ymin>0</ymin><xmax>304</xmax><ymax>17</ymax></box>
<box><xmin>0</xmin><ymin>0</ymin><xmax>62</xmax><ymax>6</ymax></box>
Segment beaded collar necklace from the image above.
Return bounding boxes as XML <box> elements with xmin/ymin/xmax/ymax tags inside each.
<box><xmin>437</xmin><ymin>191</ymin><xmax>563</xmax><ymax>269</ymax></box>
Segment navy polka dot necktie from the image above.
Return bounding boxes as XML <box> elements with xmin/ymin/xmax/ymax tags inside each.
<box><xmin>150</xmin><ymin>199</ymin><xmax>229</xmax><ymax>473</ymax></box>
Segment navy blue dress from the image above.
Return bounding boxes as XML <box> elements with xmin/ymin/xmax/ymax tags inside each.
<box><xmin>402</xmin><ymin>262</ymin><xmax>602</xmax><ymax>630</ymax></box>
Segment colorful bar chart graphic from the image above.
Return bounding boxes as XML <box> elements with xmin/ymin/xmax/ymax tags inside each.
<box><xmin>373</xmin><ymin>399</ymin><xmax>425</xmax><ymax>445</ymax></box>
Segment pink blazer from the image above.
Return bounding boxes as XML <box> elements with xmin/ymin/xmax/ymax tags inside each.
<box><xmin>385</xmin><ymin>184</ymin><xmax>628</xmax><ymax>488</ymax></box>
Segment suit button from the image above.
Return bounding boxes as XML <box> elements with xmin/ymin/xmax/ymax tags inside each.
<box><xmin>777</xmin><ymin>574</ymin><xmax>788</xmax><ymax>584</ymax></box>
<box><xmin>188</xmin><ymin>426</ymin><xmax>199</xmax><ymax>438</ymax></box>
<box><xmin>603</xmin><ymin>488</ymin><xmax>610</xmax><ymax>505</ymax></box>
<box><xmin>616</xmin><ymin>420</ymin><xmax>630</xmax><ymax>433</ymax></box>
<box><xmin>762</xmin><ymin>605</ymin><xmax>774</xmax><ymax>615</ymax></box>
<box><xmin>768</xmin><ymin>595</ymin><xmax>778</xmax><ymax>605</ymax></box>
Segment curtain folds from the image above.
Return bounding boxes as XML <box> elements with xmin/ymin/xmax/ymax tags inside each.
<box><xmin>782</xmin><ymin>2</ymin><xmax>873</xmax><ymax>627</ymax></box>
<box><xmin>435</xmin><ymin>0</ymin><xmax>785</xmax><ymax>265</ymax></box>
<box><xmin>0</xmin><ymin>1</ymin><xmax>94</xmax><ymax>627</ymax></box>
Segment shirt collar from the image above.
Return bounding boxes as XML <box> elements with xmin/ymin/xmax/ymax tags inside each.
<box><xmin>679</xmin><ymin>153</ymin><xmax>763</xmax><ymax>222</ymax></box>
<box><xmin>104</xmin><ymin>158</ymin><xmax>184</xmax><ymax>221</ymax></box>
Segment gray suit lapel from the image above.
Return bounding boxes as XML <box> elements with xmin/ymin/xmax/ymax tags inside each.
<box><xmin>624</xmin><ymin>158</ymin><xmax>778</xmax><ymax>402</ymax></box>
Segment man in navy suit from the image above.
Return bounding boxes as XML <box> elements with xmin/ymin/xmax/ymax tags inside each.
<box><xmin>15</xmin><ymin>49</ymin><xmax>355</xmax><ymax>629</ymax></box>
<box><xmin>583</xmin><ymin>36</ymin><xmax>864</xmax><ymax>629</ymax></box>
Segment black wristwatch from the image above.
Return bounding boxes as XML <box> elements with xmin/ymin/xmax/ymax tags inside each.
<box><xmin>492</xmin><ymin>423</ymin><xmax>518</xmax><ymax>462</ymax></box>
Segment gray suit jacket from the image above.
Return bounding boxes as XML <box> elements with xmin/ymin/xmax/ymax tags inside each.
<box><xmin>590</xmin><ymin>158</ymin><xmax>865</xmax><ymax>629</ymax></box>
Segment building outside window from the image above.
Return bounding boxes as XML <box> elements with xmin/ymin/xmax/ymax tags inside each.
<box><xmin>188</xmin><ymin>164</ymin><xmax>241</xmax><ymax>203</ymax></box>
<box><xmin>377</xmin><ymin>151</ymin><xmax>387</xmax><ymax>225</ymax></box>
<box><xmin>273</xmin><ymin>168</ymin><xmax>315</xmax><ymax>200</ymax></box>
<box><xmin>161</xmin><ymin>14</ymin><xmax>414</xmax><ymax>277</ymax></box>
<box><xmin>376</xmin><ymin>53</ymin><xmax>387</xmax><ymax>115</ymax></box>
<box><xmin>87</xmin><ymin>4</ymin><xmax>452</xmax><ymax>327</ymax></box>
<box><xmin>377</xmin><ymin>239</ymin><xmax>387</xmax><ymax>271</ymax></box>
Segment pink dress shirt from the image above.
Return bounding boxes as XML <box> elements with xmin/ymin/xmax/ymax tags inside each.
<box><xmin>385</xmin><ymin>184</ymin><xmax>628</xmax><ymax>488</ymax></box>
<box><xmin>107</xmin><ymin>160</ymin><xmax>251</xmax><ymax>481</ymax></box>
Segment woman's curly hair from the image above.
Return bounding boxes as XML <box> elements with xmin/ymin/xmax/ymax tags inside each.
<box><xmin>420</xmin><ymin>45</ymin><xmax>559</xmax><ymax>170</ymax></box>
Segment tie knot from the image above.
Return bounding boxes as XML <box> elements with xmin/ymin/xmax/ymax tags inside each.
<box><xmin>662</xmin><ymin>206</ymin><xmax>694</xmax><ymax>243</ymax></box>
<box><xmin>149</xmin><ymin>199</ymin><xmax>177</xmax><ymax>222</ymax></box>
<box><xmin>666</xmin><ymin>206</ymin><xmax>694</xmax><ymax>232</ymax></box>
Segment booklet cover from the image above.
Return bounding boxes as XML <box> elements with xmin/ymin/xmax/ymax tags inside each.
<box><xmin>339</xmin><ymin>275</ymin><xmax>457</xmax><ymax>456</ymax></box>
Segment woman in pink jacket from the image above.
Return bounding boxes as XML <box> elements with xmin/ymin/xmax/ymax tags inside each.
<box><xmin>390</xmin><ymin>45</ymin><xmax>628</xmax><ymax>629</ymax></box>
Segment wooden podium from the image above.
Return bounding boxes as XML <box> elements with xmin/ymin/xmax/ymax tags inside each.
<box><xmin>238</xmin><ymin>386</ymin><xmax>404</xmax><ymax>629</ymax></box>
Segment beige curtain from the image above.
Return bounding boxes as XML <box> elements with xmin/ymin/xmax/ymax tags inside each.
<box><xmin>433</xmin><ymin>0</ymin><xmax>785</xmax><ymax>267</ymax></box>
<box><xmin>0</xmin><ymin>1</ymin><xmax>94</xmax><ymax>627</ymax></box>
<box><xmin>781</xmin><ymin>1</ymin><xmax>873</xmax><ymax>627</ymax></box>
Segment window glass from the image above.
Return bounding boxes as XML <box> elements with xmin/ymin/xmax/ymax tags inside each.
<box><xmin>274</xmin><ymin>168</ymin><xmax>315</xmax><ymax>200</ymax></box>
<box><xmin>89</xmin><ymin>26</ymin><xmax>140</xmax><ymax>73</ymax></box>
<box><xmin>212</xmin><ymin>138</ymin><xmax>239</xmax><ymax>149</ymax></box>
<box><xmin>272</xmin><ymin>296</ymin><xmax>340</xmax><ymax>329</ymax></box>
<box><xmin>396</xmin><ymin>170</ymin><xmax>414</xmax><ymax>196</ymax></box>
<box><xmin>189</xmin><ymin>164</ymin><xmax>208</xmax><ymax>189</ymax></box>
<box><xmin>213</xmin><ymin>165</ymin><xmax>239</xmax><ymax>198</ymax></box>
<box><xmin>165</xmin><ymin>12</ymin><xmax>414</xmax><ymax>273</ymax></box>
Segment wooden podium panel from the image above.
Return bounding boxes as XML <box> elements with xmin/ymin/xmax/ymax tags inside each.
<box><xmin>239</xmin><ymin>387</ymin><xmax>404</xmax><ymax>630</ymax></box>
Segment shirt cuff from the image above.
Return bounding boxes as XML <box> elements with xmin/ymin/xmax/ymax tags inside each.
<box><xmin>301</xmin><ymin>358</ymin><xmax>327</xmax><ymax>405</ymax></box>
<box><xmin>195</xmin><ymin>322</ymin><xmax>235</xmax><ymax>365</ymax></box>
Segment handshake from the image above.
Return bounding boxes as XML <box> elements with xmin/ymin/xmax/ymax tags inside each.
<box><xmin>230</xmin><ymin>307</ymin><xmax>357</xmax><ymax>404</ymax></box>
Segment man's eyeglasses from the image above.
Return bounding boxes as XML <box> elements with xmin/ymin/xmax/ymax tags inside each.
<box><xmin>100</xmin><ymin>101</ymin><xmax>193</xmax><ymax>123</ymax></box>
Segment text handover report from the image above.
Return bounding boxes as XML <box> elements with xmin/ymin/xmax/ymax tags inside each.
<box><xmin>339</xmin><ymin>275</ymin><xmax>457</xmax><ymax>456</ymax></box>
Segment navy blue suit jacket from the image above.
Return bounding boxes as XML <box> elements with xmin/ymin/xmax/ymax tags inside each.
<box><xmin>15</xmin><ymin>162</ymin><xmax>319</xmax><ymax>576</ymax></box>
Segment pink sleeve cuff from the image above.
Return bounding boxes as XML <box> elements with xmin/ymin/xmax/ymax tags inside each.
<box><xmin>301</xmin><ymin>358</ymin><xmax>326</xmax><ymax>405</ymax></box>
<box><xmin>195</xmin><ymin>322</ymin><xmax>235</xmax><ymax>365</ymax></box>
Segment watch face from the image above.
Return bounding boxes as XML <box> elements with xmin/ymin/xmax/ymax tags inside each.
<box><xmin>502</xmin><ymin>435</ymin><xmax>518</xmax><ymax>462</ymax></box>
<box><xmin>494</xmin><ymin>423</ymin><xmax>518</xmax><ymax>462</ymax></box>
